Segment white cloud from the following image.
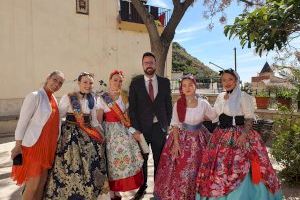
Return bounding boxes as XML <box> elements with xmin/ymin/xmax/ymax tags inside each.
<box><xmin>174</xmin><ymin>35</ymin><xmax>198</xmax><ymax>43</ymax></box>
<box><xmin>176</xmin><ymin>24</ymin><xmax>207</xmax><ymax>35</ymax></box>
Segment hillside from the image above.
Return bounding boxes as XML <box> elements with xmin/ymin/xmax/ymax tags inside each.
<box><xmin>172</xmin><ymin>42</ymin><xmax>218</xmax><ymax>78</ymax></box>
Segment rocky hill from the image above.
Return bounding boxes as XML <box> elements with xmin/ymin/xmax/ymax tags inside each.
<box><xmin>172</xmin><ymin>42</ymin><xmax>218</xmax><ymax>78</ymax></box>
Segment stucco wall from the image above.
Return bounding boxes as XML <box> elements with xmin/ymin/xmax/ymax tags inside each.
<box><xmin>0</xmin><ymin>0</ymin><xmax>172</xmax><ymax>116</ymax></box>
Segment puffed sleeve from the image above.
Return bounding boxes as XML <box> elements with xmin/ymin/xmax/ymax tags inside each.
<box><xmin>212</xmin><ymin>94</ymin><xmax>224</xmax><ymax>123</ymax></box>
<box><xmin>241</xmin><ymin>92</ymin><xmax>255</xmax><ymax>119</ymax></box>
<box><xmin>15</xmin><ymin>92</ymin><xmax>39</xmax><ymax>141</ymax></box>
<box><xmin>96</xmin><ymin>96</ymin><xmax>108</xmax><ymax>111</ymax></box>
<box><xmin>170</xmin><ymin>102</ymin><xmax>182</xmax><ymax>128</ymax></box>
<box><xmin>202</xmin><ymin>99</ymin><xmax>217</xmax><ymax>121</ymax></box>
<box><xmin>59</xmin><ymin>94</ymin><xmax>70</xmax><ymax>119</ymax></box>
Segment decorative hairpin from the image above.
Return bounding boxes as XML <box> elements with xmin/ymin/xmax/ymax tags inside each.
<box><xmin>219</xmin><ymin>68</ymin><xmax>235</xmax><ymax>75</ymax></box>
<box><xmin>110</xmin><ymin>70</ymin><xmax>124</xmax><ymax>79</ymax></box>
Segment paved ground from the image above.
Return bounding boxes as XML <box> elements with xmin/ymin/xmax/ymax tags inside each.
<box><xmin>0</xmin><ymin>134</ymin><xmax>299</xmax><ymax>200</ymax></box>
<box><xmin>0</xmin><ymin>136</ymin><xmax>154</xmax><ymax>200</ymax></box>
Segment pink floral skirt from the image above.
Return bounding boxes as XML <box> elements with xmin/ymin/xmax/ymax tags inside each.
<box><xmin>196</xmin><ymin>126</ymin><xmax>281</xmax><ymax>198</ymax></box>
<box><xmin>154</xmin><ymin>126</ymin><xmax>210</xmax><ymax>200</ymax></box>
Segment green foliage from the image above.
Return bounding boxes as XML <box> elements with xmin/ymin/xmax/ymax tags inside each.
<box><xmin>241</xmin><ymin>82</ymin><xmax>253</xmax><ymax>94</ymax></box>
<box><xmin>272</xmin><ymin>107</ymin><xmax>300</xmax><ymax>185</ymax></box>
<box><xmin>277</xmin><ymin>90</ymin><xmax>293</xmax><ymax>99</ymax></box>
<box><xmin>224</xmin><ymin>0</ymin><xmax>300</xmax><ymax>55</ymax></box>
<box><xmin>255</xmin><ymin>90</ymin><xmax>269</xmax><ymax>97</ymax></box>
<box><xmin>172</xmin><ymin>42</ymin><xmax>218</xmax><ymax>78</ymax></box>
<box><xmin>276</xmin><ymin>87</ymin><xmax>297</xmax><ymax>99</ymax></box>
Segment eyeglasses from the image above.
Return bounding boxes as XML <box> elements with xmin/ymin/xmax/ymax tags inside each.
<box><xmin>143</xmin><ymin>61</ymin><xmax>155</xmax><ymax>65</ymax></box>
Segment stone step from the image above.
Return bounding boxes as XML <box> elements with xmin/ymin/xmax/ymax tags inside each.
<box><xmin>0</xmin><ymin>115</ymin><xmax>18</xmax><ymax>135</ymax></box>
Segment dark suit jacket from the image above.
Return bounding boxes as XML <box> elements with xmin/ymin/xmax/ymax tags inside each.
<box><xmin>129</xmin><ymin>75</ymin><xmax>172</xmax><ymax>136</ymax></box>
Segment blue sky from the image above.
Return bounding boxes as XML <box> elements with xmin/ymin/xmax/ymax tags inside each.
<box><xmin>147</xmin><ymin>0</ymin><xmax>286</xmax><ymax>83</ymax></box>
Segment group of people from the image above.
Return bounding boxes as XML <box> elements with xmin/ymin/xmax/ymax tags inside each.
<box><xmin>10</xmin><ymin>51</ymin><xmax>283</xmax><ymax>200</ymax></box>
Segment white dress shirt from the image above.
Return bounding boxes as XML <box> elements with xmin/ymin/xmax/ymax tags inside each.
<box><xmin>144</xmin><ymin>74</ymin><xmax>158</xmax><ymax>122</ymax></box>
<box><xmin>144</xmin><ymin>74</ymin><xmax>158</xmax><ymax>100</ymax></box>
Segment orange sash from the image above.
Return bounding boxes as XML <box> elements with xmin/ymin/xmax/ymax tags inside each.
<box><xmin>69</xmin><ymin>93</ymin><xmax>104</xmax><ymax>143</ymax></box>
<box><xmin>101</xmin><ymin>92</ymin><xmax>131</xmax><ymax>128</ymax></box>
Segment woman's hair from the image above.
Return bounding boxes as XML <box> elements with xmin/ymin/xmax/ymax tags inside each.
<box><xmin>109</xmin><ymin>70</ymin><xmax>124</xmax><ymax>80</ymax></box>
<box><xmin>47</xmin><ymin>70</ymin><xmax>65</xmax><ymax>79</ymax></box>
<box><xmin>77</xmin><ymin>72</ymin><xmax>94</xmax><ymax>82</ymax></box>
<box><xmin>44</xmin><ymin>70</ymin><xmax>65</xmax><ymax>87</ymax></box>
<box><xmin>142</xmin><ymin>52</ymin><xmax>156</xmax><ymax>61</ymax></box>
<box><xmin>177</xmin><ymin>75</ymin><xmax>197</xmax><ymax>123</ymax></box>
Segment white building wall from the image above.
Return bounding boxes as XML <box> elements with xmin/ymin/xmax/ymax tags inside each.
<box><xmin>0</xmin><ymin>0</ymin><xmax>172</xmax><ymax>116</ymax></box>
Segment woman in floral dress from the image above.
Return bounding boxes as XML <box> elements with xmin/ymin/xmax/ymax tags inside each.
<box><xmin>97</xmin><ymin>70</ymin><xmax>144</xmax><ymax>200</ymax></box>
<box><xmin>196</xmin><ymin>69</ymin><xmax>282</xmax><ymax>200</ymax></box>
<box><xmin>44</xmin><ymin>72</ymin><xmax>109</xmax><ymax>200</ymax></box>
<box><xmin>154</xmin><ymin>75</ymin><xmax>217</xmax><ymax>200</ymax></box>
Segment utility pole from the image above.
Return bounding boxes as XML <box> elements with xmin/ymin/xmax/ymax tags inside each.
<box><xmin>209</xmin><ymin>62</ymin><xmax>224</xmax><ymax>70</ymax></box>
<box><xmin>234</xmin><ymin>47</ymin><xmax>237</xmax><ymax>72</ymax></box>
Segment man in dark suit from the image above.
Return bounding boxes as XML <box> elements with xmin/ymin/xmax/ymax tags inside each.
<box><xmin>129</xmin><ymin>52</ymin><xmax>173</xmax><ymax>200</ymax></box>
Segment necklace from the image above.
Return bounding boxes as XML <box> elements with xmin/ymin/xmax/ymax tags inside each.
<box><xmin>186</xmin><ymin>96</ymin><xmax>196</xmax><ymax>104</ymax></box>
<box><xmin>109</xmin><ymin>92</ymin><xmax>119</xmax><ymax>101</ymax></box>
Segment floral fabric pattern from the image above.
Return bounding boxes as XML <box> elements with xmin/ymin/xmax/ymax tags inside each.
<box><xmin>103</xmin><ymin>122</ymin><xmax>143</xmax><ymax>181</ymax></box>
<box><xmin>196</xmin><ymin>126</ymin><xmax>281</xmax><ymax>198</ymax></box>
<box><xmin>44</xmin><ymin>123</ymin><xmax>109</xmax><ymax>200</ymax></box>
<box><xmin>154</xmin><ymin>127</ymin><xmax>210</xmax><ymax>200</ymax></box>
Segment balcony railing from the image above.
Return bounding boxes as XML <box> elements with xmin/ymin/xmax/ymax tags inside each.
<box><xmin>119</xmin><ymin>0</ymin><xmax>171</xmax><ymax>27</ymax></box>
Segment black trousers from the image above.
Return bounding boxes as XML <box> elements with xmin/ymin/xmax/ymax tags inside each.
<box><xmin>141</xmin><ymin>122</ymin><xmax>166</xmax><ymax>187</ymax></box>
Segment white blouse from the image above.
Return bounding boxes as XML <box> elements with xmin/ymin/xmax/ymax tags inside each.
<box><xmin>171</xmin><ymin>98</ymin><xmax>217</xmax><ymax>128</ymax></box>
<box><xmin>96</xmin><ymin>96</ymin><xmax>128</xmax><ymax>113</ymax></box>
<box><xmin>59</xmin><ymin>94</ymin><xmax>100</xmax><ymax>127</ymax></box>
<box><xmin>214</xmin><ymin>91</ymin><xmax>255</xmax><ymax>119</ymax></box>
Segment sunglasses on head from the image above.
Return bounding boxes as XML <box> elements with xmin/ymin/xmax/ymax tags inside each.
<box><xmin>219</xmin><ymin>68</ymin><xmax>235</xmax><ymax>75</ymax></box>
<box><xmin>180</xmin><ymin>74</ymin><xmax>195</xmax><ymax>81</ymax></box>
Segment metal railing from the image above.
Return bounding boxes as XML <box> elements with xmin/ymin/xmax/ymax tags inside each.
<box><xmin>119</xmin><ymin>0</ymin><xmax>171</xmax><ymax>27</ymax></box>
<box><xmin>170</xmin><ymin>79</ymin><xmax>222</xmax><ymax>93</ymax></box>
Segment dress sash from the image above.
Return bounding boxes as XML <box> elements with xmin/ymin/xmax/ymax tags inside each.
<box><xmin>101</xmin><ymin>92</ymin><xmax>131</xmax><ymax>127</ymax></box>
<box><xmin>69</xmin><ymin>93</ymin><xmax>103</xmax><ymax>143</ymax></box>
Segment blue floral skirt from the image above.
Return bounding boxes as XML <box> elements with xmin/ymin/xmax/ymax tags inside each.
<box><xmin>44</xmin><ymin>122</ymin><xmax>109</xmax><ymax>200</ymax></box>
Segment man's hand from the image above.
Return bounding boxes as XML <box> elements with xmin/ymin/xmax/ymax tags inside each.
<box><xmin>133</xmin><ymin>130</ymin><xmax>142</xmax><ymax>142</ymax></box>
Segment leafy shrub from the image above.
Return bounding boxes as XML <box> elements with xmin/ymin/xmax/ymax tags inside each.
<box><xmin>272</xmin><ymin>107</ymin><xmax>300</xmax><ymax>185</ymax></box>
<box><xmin>255</xmin><ymin>90</ymin><xmax>269</xmax><ymax>97</ymax></box>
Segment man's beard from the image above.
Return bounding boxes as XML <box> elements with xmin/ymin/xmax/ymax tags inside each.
<box><xmin>144</xmin><ymin>67</ymin><xmax>156</xmax><ymax>76</ymax></box>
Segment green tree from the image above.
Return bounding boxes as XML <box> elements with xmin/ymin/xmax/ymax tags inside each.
<box><xmin>224</xmin><ymin>0</ymin><xmax>300</xmax><ymax>55</ymax></box>
<box><xmin>131</xmin><ymin>0</ymin><xmax>258</xmax><ymax>76</ymax></box>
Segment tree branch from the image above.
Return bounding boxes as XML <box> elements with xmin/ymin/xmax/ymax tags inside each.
<box><xmin>161</xmin><ymin>0</ymin><xmax>195</xmax><ymax>44</ymax></box>
<box><xmin>131</xmin><ymin>0</ymin><xmax>162</xmax><ymax>48</ymax></box>
<box><xmin>239</xmin><ymin>0</ymin><xmax>264</xmax><ymax>7</ymax></box>
<box><xmin>172</xmin><ymin>0</ymin><xmax>181</xmax><ymax>8</ymax></box>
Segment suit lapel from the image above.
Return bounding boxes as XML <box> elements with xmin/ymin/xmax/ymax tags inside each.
<box><xmin>140</xmin><ymin>77</ymin><xmax>153</xmax><ymax>104</ymax></box>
